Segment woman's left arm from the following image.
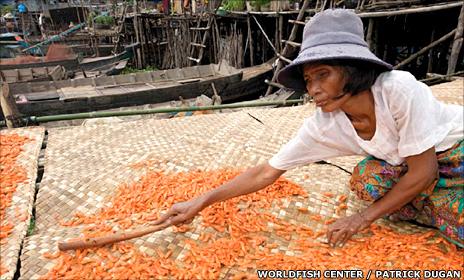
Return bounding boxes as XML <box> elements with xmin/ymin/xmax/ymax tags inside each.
<box><xmin>327</xmin><ymin>146</ymin><xmax>438</xmax><ymax>247</ymax></box>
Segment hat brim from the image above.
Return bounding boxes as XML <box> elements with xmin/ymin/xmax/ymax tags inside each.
<box><xmin>277</xmin><ymin>44</ymin><xmax>393</xmax><ymax>91</ymax></box>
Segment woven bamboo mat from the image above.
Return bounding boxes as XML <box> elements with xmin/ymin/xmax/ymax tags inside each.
<box><xmin>0</xmin><ymin>127</ymin><xmax>44</xmax><ymax>280</ymax></box>
<box><xmin>19</xmin><ymin>104</ymin><xmax>438</xmax><ymax>279</ymax></box>
<box><xmin>32</xmin><ymin>105</ymin><xmax>312</xmax><ymax>233</ymax></box>
<box><xmin>429</xmin><ymin>77</ymin><xmax>463</xmax><ymax>105</ymax></box>
<box><xmin>18</xmin><ymin>78</ymin><xmax>463</xmax><ymax>279</ymax></box>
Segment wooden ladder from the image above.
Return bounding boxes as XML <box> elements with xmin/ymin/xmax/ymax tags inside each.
<box><xmin>113</xmin><ymin>3</ymin><xmax>128</xmax><ymax>54</ymax></box>
<box><xmin>264</xmin><ymin>0</ymin><xmax>312</xmax><ymax>96</ymax></box>
<box><xmin>187</xmin><ymin>15</ymin><xmax>212</xmax><ymax>65</ymax></box>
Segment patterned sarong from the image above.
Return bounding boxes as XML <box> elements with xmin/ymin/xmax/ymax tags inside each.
<box><xmin>349</xmin><ymin>140</ymin><xmax>464</xmax><ymax>247</ymax></box>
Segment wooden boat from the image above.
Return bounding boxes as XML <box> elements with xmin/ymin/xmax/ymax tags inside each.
<box><xmin>0</xmin><ymin>66</ymin><xmax>67</xmax><ymax>83</ymax></box>
<box><xmin>220</xmin><ymin>61</ymin><xmax>273</xmax><ymax>101</ymax></box>
<box><xmin>79</xmin><ymin>43</ymin><xmax>136</xmax><ymax>72</ymax></box>
<box><xmin>0</xmin><ymin>43</ymin><xmax>135</xmax><ymax>73</ymax></box>
<box><xmin>0</xmin><ymin>55</ymin><xmax>79</xmax><ymax>71</ymax></box>
<box><xmin>8</xmin><ymin>62</ymin><xmax>244</xmax><ymax>117</ymax></box>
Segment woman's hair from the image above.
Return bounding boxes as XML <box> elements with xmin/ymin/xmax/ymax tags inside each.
<box><xmin>325</xmin><ymin>59</ymin><xmax>387</xmax><ymax>95</ymax></box>
<box><xmin>302</xmin><ymin>59</ymin><xmax>388</xmax><ymax>95</ymax></box>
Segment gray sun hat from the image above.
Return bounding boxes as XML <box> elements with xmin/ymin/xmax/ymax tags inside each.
<box><xmin>277</xmin><ymin>9</ymin><xmax>392</xmax><ymax>91</ymax></box>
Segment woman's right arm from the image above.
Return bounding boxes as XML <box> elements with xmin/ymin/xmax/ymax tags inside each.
<box><xmin>153</xmin><ymin>163</ymin><xmax>286</xmax><ymax>225</ymax></box>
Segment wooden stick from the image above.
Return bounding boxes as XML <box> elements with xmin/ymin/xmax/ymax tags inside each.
<box><xmin>366</xmin><ymin>18</ymin><xmax>374</xmax><ymax>49</ymax></box>
<box><xmin>58</xmin><ymin>222</ymin><xmax>170</xmax><ymax>251</ymax></box>
<box><xmin>247</xmin><ymin>15</ymin><xmax>254</xmax><ymax>66</ymax></box>
<box><xmin>0</xmin><ymin>83</ymin><xmax>23</xmax><ymax>128</ymax></box>
<box><xmin>251</xmin><ymin>15</ymin><xmax>277</xmax><ymax>54</ymax></box>
<box><xmin>420</xmin><ymin>70</ymin><xmax>464</xmax><ymax>84</ymax></box>
<box><xmin>447</xmin><ymin>3</ymin><xmax>464</xmax><ymax>75</ymax></box>
<box><xmin>357</xmin><ymin>2</ymin><xmax>463</xmax><ymax>18</ymax></box>
<box><xmin>265</xmin><ymin>0</ymin><xmax>311</xmax><ymax>96</ymax></box>
<box><xmin>427</xmin><ymin>27</ymin><xmax>436</xmax><ymax>73</ymax></box>
<box><xmin>133</xmin><ymin>0</ymin><xmax>142</xmax><ymax>68</ymax></box>
<box><xmin>394</xmin><ymin>28</ymin><xmax>456</xmax><ymax>70</ymax></box>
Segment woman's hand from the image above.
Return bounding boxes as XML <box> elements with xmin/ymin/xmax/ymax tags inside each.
<box><xmin>153</xmin><ymin>197</ymin><xmax>206</xmax><ymax>226</ymax></box>
<box><xmin>326</xmin><ymin>212</ymin><xmax>371</xmax><ymax>247</ymax></box>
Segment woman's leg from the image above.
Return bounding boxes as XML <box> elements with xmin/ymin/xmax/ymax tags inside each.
<box><xmin>349</xmin><ymin>147</ymin><xmax>464</xmax><ymax>247</ymax></box>
<box><xmin>348</xmin><ymin>156</ymin><xmax>420</xmax><ymax>220</ymax></box>
<box><xmin>426</xmin><ymin>140</ymin><xmax>464</xmax><ymax>247</ymax></box>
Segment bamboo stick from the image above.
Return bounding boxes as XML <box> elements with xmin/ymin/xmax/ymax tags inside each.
<box><xmin>447</xmin><ymin>4</ymin><xmax>464</xmax><ymax>75</ymax></box>
<box><xmin>394</xmin><ymin>29</ymin><xmax>457</xmax><ymax>70</ymax></box>
<box><xmin>247</xmin><ymin>15</ymin><xmax>254</xmax><ymax>66</ymax></box>
<box><xmin>357</xmin><ymin>2</ymin><xmax>463</xmax><ymax>18</ymax></box>
<box><xmin>133</xmin><ymin>0</ymin><xmax>142</xmax><ymax>68</ymax></box>
<box><xmin>265</xmin><ymin>0</ymin><xmax>311</xmax><ymax>96</ymax></box>
<box><xmin>0</xmin><ymin>84</ymin><xmax>22</xmax><ymax>128</ymax></box>
<box><xmin>427</xmin><ymin>27</ymin><xmax>436</xmax><ymax>73</ymax></box>
<box><xmin>366</xmin><ymin>18</ymin><xmax>374</xmax><ymax>49</ymax></box>
<box><xmin>58</xmin><ymin>223</ymin><xmax>170</xmax><ymax>251</ymax></box>
<box><xmin>252</xmin><ymin>15</ymin><xmax>277</xmax><ymax>54</ymax></box>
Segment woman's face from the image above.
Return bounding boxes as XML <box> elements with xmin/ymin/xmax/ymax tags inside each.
<box><xmin>302</xmin><ymin>63</ymin><xmax>351</xmax><ymax>112</ymax></box>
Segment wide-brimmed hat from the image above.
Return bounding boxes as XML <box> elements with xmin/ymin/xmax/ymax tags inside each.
<box><xmin>277</xmin><ymin>9</ymin><xmax>392</xmax><ymax>91</ymax></box>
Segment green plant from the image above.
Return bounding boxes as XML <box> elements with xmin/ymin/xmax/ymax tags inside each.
<box><xmin>121</xmin><ymin>65</ymin><xmax>158</xmax><ymax>74</ymax></box>
<box><xmin>256</xmin><ymin>0</ymin><xmax>270</xmax><ymax>5</ymax></box>
<box><xmin>222</xmin><ymin>0</ymin><xmax>245</xmax><ymax>11</ymax></box>
<box><xmin>95</xmin><ymin>15</ymin><xmax>114</xmax><ymax>25</ymax></box>
<box><xmin>1</xmin><ymin>4</ymin><xmax>14</xmax><ymax>16</ymax></box>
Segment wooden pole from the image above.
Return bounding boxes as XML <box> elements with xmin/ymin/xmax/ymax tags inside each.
<box><xmin>366</xmin><ymin>18</ymin><xmax>374</xmax><ymax>50</ymax></box>
<box><xmin>247</xmin><ymin>14</ymin><xmax>254</xmax><ymax>66</ymax></box>
<box><xmin>427</xmin><ymin>27</ymin><xmax>436</xmax><ymax>73</ymax></box>
<box><xmin>139</xmin><ymin>16</ymin><xmax>146</xmax><ymax>67</ymax></box>
<box><xmin>265</xmin><ymin>0</ymin><xmax>311</xmax><ymax>96</ymax></box>
<box><xmin>275</xmin><ymin>14</ymin><xmax>279</xmax><ymax>53</ymax></box>
<box><xmin>278</xmin><ymin>14</ymin><xmax>283</xmax><ymax>55</ymax></box>
<box><xmin>133</xmin><ymin>0</ymin><xmax>143</xmax><ymax>68</ymax></box>
<box><xmin>0</xmin><ymin>84</ymin><xmax>23</xmax><ymax>128</ymax></box>
<box><xmin>447</xmin><ymin>4</ymin><xmax>464</xmax><ymax>75</ymax></box>
<box><xmin>394</xmin><ymin>28</ymin><xmax>457</xmax><ymax>70</ymax></box>
<box><xmin>252</xmin><ymin>15</ymin><xmax>277</xmax><ymax>54</ymax></box>
<box><xmin>21</xmin><ymin>13</ymin><xmax>26</xmax><ymax>40</ymax></box>
<box><xmin>58</xmin><ymin>222</ymin><xmax>170</xmax><ymax>251</ymax></box>
<box><xmin>357</xmin><ymin>2</ymin><xmax>463</xmax><ymax>18</ymax></box>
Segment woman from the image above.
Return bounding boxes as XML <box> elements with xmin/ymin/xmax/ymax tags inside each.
<box><xmin>155</xmin><ymin>9</ymin><xmax>463</xmax><ymax>248</ymax></box>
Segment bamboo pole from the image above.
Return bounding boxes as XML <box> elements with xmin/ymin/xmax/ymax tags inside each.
<box><xmin>0</xmin><ymin>84</ymin><xmax>22</xmax><ymax>128</ymax></box>
<box><xmin>357</xmin><ymin>2</ymin><xmax>463</xmax><ymax>18</ymax></box>
<box><xmin>133</xmin><ymin>0</ymin><xmax>143</xmax><ymax>68</ymax></box>
<box><xmin>278</xmin><ymin>14</ymin><xmax>283</xmax><ymax>55</ymax></box>
<box><xmin>265</xmin><ymin>0</ymin><xmax>311</xmax><ymax>96</ymax></box>
<box><xmin>275</xmin><ymin>14</ymin><xmax>279</xmax><ymax>53</ymax></box>
<box><xmin>252</xmin><ymin>15</ymin><xmax>277</xmax><ymax>54</ymax></box>
<box><xmin>247</xmin><ymin>14</ymin><xmax>254</xmax><ymax>66</ymax></box>
<box><xmin>447</xmin><ymin>4</ymin><xmax>464</xmax><ymax>75</ymax></box>
<box><xmin>0</xmin><ymin>99</ymin><xmax>304</xmax><ymax>125</ymax></box>
<box><xmin>427</xmin><ymin>27</ymin><xmax>436</xmax><ymax>73</ymax></box>
<box><xmin>366</xmin><ymin>18</ymin><xmax>374</xmax><ymax>49</ymax></box>
<box><xmin>394</xmin><ymin>29</ymin><xmax>457</xmax><ymax>70</ymax></box>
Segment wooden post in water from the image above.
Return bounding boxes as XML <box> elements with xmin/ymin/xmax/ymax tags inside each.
<box><xmin>447</xmin><ymin>4</ymin><xmax>464</xmax><ymax>75</ymax></box>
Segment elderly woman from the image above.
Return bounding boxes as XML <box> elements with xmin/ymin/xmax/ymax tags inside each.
<box><xmin>155</xmin><ymin>9</ymin><xmax>463</xmax><ymax>248</ymax></box>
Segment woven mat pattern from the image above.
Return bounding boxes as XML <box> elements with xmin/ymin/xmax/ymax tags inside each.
<box><xmin>19</xmin><ymin>79</ymin><xmax>462</xmax><ymax>279</ymax></box>
<box><xmin>0</xmin><ymin>127</ymin><xmax>44</xmax><ymax>280</ymax></box>
<box><xmin>33</xmin><ymin>105</ymin><xmax>312</xmax><ymax>232</ymax></box>
<box><xmin>429</xmin><ymin>78</ymin><xmax>463</xmax><ymax>105</ymax></box>
<box><xmin>20</xmin><ymin>105</ymin><xmax>429</xmax><ymax>279</ymax></box>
